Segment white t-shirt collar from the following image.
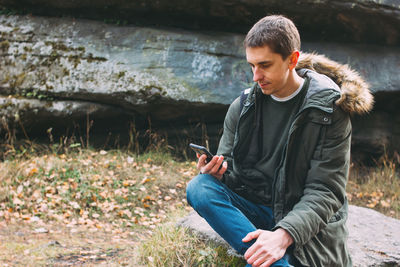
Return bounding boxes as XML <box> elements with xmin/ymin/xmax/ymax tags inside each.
<box><xmin>271</xmin><ymin>78</ymin><xmax>305</xmax><ymax>102</ymax></box>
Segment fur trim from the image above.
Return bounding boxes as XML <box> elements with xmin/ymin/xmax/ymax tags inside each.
<box><xmin>296</xmin><ymin>52</ymin><xmax>374</xmax><ymax>114</ymax></box>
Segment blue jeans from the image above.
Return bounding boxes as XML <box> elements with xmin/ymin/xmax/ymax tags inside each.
<box><xmin>186</xmin><ymin>174</ymin><xmax>292</xmax><ymax>267</ymax></box>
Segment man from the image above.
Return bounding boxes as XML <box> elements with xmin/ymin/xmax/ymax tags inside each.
<box><xmin>186</xmin><ymin>15</ymin><xmax>373</xmax><ymax>267</ymax></box>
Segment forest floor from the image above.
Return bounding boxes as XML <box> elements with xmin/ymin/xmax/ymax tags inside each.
<box><xmin>0</xmin><ymin>148</ymin><xmax>398</xmax><ymax>266</ymax></box>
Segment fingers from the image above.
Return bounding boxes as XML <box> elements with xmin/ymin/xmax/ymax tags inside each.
<box><xmin>200</xmin><ymin>155</ymin><xmax>216</xmax><ymax>172</ymax></box>
<box><xmin>197</xmin><ymin>155</ymin><xmax>228</xmax><ymax>180</ymax></box>
<box><xmin>200</xmin><ymin>156</ymin><xmax>221</xmax><ymax>173</ymax></box>
<box><xmin>243</xmin><ymin>229</ymin><xmax>261</xmax><ymax>242</ymax></box>
<box><xmin>245</xmin><ymin>242</ymin><xmax>263</xmax><ymax>265</ymax></box>
<box><xmin>244</xmin><ymin>230</ymin><xmax>264</xmax><ymax>264</ymax></box>
<box><xmin>250</xmin><ymin>248</ymin><xmax>282</xmax><ymax>267</ymax></box>
<box><xmin>244</xmin><ymin>231</ymin><xmax>286</xmax><ymax>267</ymax></box>
<box><xmin>217</xmin><ymin>161</ymin><xmax>228</xmax><ymax>176</ymax></box>
<box><xmin>197</xmin><ymin>154</ymin><xmax>208</xmax><ymax>169</ymax></box>
<box><xmin>246</xmin><ymin>244</ymin><xmax>275</xmax><ymax>267</ymax></box>
<box><xmin>251</xmin><ymin>252</ymin><xmax>272</xmax><ymax>267</ymax></box>
<box><xmin>260</xmin><ymin>257</ymin><xmax>277</xmax><ymax>267</ymax></box>
<box><xmin>210</xmin><ymin>155</ymin><xmax>224</xmax><ymax>173</ymax></box>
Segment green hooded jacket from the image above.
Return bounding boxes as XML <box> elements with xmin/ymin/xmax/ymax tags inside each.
<box><xmin>217</xmin><ymin>53</ymin><xmax>374</xmax><ymax>267</ymax></box>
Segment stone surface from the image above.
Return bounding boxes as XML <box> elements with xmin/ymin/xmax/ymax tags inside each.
<box><xmin>0</xmin><ymin>0</ymin><xmax>399</xmax><ymax>45</ymax></box>
<box><xmin>177</xmin><ymin>205</ymin><xmax>400</xmax><ymax>267</ymax></box>
<box><xmin>0</xmin><ymin>14</ymin><xmax>400</xmax><ymax>157</ymax></box>
<box><xmin>1</xmin><ymin>14</ymin><xmax>399</xmax><ymax>105</ymax></box>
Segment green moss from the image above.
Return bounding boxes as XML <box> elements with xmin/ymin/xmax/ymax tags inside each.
<box><xmin>41</xmin><ymin>58</ymin><xmax>51</xmax><ymax>67</ymax></box>
<box><xmin>2</xmin><ymin>74</ymin><xmax>11</xmax><ymax>83</ymax></box>
<box><xmin>49</xmin><ymin>50</ymin><xmax>60</xmax><ymax>62</ymax></box>
<box><xmin>19</xmin><ymin>88</ymin><xmax>54</xmax><ymax>101</ymax></box>
<box><xmin>86</xmin><ymin>53</ymin><xmax>107</xmax><ymax>63</ymax></box>
<box><xmin>63</xmin><ymin>68</ymin><xmax>70</xmax><ymax>77</ymax></box>
<box><xmin>44</xmin><ymin>41</ymin><xmax>88</xmax><ymax>56</ymax></box>
<box><xmin>0</xmin><ymin>40</ymin><xmax>10</xmax><ymax>51</ymax></box>
<box><xmin>117</xmin><ymin>71</ymin><xmax>126</xmax><ymax>78</ymax></box>
<box><xmin>9</xmin><ymin>73</ymin><xmax>26</xmax><ymax>89</ymax></box>
<box><xmin>28</xmin><ymin>64</ymin><xmax>37</xmax><ymax>72</ymax></box>
<box><xmin>67</xmin><ymin>55</ymin><xmax>81</xmax><ymax>68</ymax></box>
<box><xmin>23</xmin><ymin>46</ymin><xmax>32</xmax><ymax>52</ymax></box>
<box><xmin>45</xmin><ymin>41</ymin><xmax>69</xmax><ymax>52</ymax></box>
<box><xmin>0</xmin><ymin>102</ymin><xmax>14</xmax><ymax>109</ymax></box>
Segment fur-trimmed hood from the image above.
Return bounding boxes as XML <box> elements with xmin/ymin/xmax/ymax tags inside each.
<box><xmin>296</xmin><ymin>52</ymin><xmax>374</xmax><ymax>114</ymax></box>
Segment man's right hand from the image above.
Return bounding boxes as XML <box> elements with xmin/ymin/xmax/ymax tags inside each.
<box><xmin>197</xmin><ymin>154</ymin><xmax>228</xmax><ymax>180</ymax></box>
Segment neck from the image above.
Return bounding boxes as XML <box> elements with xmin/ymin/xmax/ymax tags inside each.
<box><xmin>273</xmin><ymin>70</ymin><xmax>304</xmax><ymax>98</ymax></box>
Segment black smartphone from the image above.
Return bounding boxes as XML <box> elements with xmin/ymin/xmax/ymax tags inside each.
<box><xmin>189</xmin><ymin>143</ymin><xmax>214</xmax><ymax>163</ymax></box>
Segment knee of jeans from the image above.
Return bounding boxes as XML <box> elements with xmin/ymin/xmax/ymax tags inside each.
<box><xmin>186</xmin><ymin>174</ymin><xmax>221</xmax><ymax>210</ymax></box>
<box><xmin>186</xmin><ymin>174</ymin><xmax>207</xmax><ymax>206</ymax></box>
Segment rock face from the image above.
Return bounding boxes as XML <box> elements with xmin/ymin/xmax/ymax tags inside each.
<box><xmin>0</xmin><ymin>0</ymin><xmax>399</xmax><ymax>46</ymax></box>
<box><xmin>177</xmin><ymin>206</ymin><xmax>400</xmax><ymax>267</ymax></box>
<box><xmin>0</xmin><ymin>14</ymin><xmax>400</xmax><ymax>157</ymax></box>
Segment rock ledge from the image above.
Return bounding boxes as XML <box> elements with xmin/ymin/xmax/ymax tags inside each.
<box><xmin>177</xmin><ymin>205</ymin><xmax>400</xmax><ymax>266</ymax></box>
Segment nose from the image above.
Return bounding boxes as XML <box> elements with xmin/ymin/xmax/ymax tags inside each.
<box><xmin>252</xmin><ymin>67</ymin><xmax>263</xmax><ymax>82</ymax></box>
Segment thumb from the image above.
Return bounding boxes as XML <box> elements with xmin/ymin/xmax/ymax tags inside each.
<box><xmin>242</xmin><ymin>230</ymin><xmax>262</xmax><ymax>242</ymax></box>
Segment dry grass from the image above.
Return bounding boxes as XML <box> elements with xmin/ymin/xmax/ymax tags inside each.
<box><xmin>0</xmin><ymin>146</ymin><xmax>399</xmax><ymax>266</ymax></box>
<box><xmin>138</xmin><ymin>209</ymin><xmax>246</xmax><ymax>267</ymax></box>
<box><xmin>0</xmin><ymin>147</ymin><xmax>246</xmax><ymax>266</ymax></box>
<box><xmin>0</xmin><ymin>148</ymin><xmax>196</xmax><ymax>228</ymax></box>
<box><xmin>347</xmin><ymin>154</ymin><xmax>400</xmax><ymax>219</ymax></box>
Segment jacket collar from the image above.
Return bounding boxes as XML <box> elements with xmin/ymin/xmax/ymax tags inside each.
<box><xmin>243</xmin><ymin>68</ymin><xmax>341</xmax><ymax>115</ymax></box>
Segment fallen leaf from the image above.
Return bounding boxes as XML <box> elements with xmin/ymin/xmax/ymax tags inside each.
<box><xmin>28</xmin><ymin>168</ymin><xmax>39</xmax><ymax>177</ymax></box>
<box><xmin>17</xmin><ymin>185</ymin><xmax>24</xmax><ymax>194</ymax></box>
<box><xmin>140</xmin><ymin>178</ymin><xmax>151</xmax><ymax>184</ymax></box>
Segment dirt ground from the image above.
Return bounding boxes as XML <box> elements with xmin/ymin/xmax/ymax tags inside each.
<box><xmin>0</xmin><ymin>219</ymin><xmax>148</xmax><ymax>266</ymax></box>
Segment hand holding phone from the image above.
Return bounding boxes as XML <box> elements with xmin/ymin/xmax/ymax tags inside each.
<box><xmin>189</xmin><ymin>143</ymin><xmax>228</xmax><ymax>180</ymax></box>
<box><xmin>189</xmin><ymin>143</ymin><xmax>214</xmax><ymax>163</ymax></box>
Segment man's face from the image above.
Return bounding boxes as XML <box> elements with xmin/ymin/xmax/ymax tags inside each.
<box><xmin>246</xmin><ymin>45</ymin><xmax>292</xmax><ymax>97</ymax></box>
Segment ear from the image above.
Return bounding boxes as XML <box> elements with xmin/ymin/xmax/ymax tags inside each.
<box><xmin>288</xmin><ymin>51</ymin><xmax>300</xmax><ymax>70</ymax></box>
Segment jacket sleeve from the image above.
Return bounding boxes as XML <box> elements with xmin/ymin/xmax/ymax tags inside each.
<box><xmin>274</xmin><ymin>106</ymin><xmax>351</xmax><ymax>246</ymax></box>
<box><xmin>217</xmin><ymin>97</ymin><xmax>241</xmax><ymax>185</ymax></box>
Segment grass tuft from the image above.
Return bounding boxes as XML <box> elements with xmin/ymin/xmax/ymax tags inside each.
<box><xmin>138</xmin><ymin>209</ymin><xmax>246</xmax><ymax>267</ymax></box>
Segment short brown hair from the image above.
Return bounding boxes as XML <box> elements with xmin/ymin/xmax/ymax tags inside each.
<box><xmin>244</xmin><ymin>15</ymin><xmax>301</xmax><ymax>59</ymax></box>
